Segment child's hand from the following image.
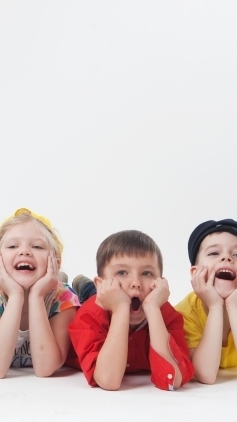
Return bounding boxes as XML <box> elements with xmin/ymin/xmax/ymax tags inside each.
<box><xmin>96</xmin><ymin>277</ymin><xmax>131</xmax><ymax>313</ymax></box>
<box><xmin>142</xmin><ymin>277</ymin><xmax>170</xmax><ymax>310</ymax></box>
<box><xmin>191</xmin><ymin>266</ymin><xmax>224</xmax><ymax>308</ymax></box>
<box><xmin>0</xmin><ymin>255</ymin><xmax>24</xmax><ymax>297</ymax></box>
<box><xmin>29</xmin><ymin>251</ymin><xmax>59</xmax><ymax>298</ymax></box>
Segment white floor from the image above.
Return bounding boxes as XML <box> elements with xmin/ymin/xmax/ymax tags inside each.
<box><xmin>1</xmin><ymin>366</ymin><xmax>237</xmax><ymax>422</ymax></box>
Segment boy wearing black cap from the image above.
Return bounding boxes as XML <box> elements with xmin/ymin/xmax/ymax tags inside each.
<box><xmin>176</xmin><ymin>219</ymin><xmax>237</xmax><ymax>384</ymax></box>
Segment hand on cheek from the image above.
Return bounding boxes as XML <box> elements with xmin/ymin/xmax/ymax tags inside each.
<box><xmin>96</xmin><ymin>277</ymin><xmax>131</xmax><ymax>312</ymax></box>
<box><xmin>0</xmin><ymin>255</ymin><xmax>24</xmax><ymax>297</ymax></box>
<box><xmin>191</xmin><ymin>267</ymin><xmax>223</xmax><ymax>308</ymax></box>
<box><xmin>143</xmin><ymin>277</ymin><xmax>170</xmax><ymax>309</ymax></box>
<box><xmin>29</xmin><ymin>250</ymin><xmax>59</xmax><ymax>297</ymax></box>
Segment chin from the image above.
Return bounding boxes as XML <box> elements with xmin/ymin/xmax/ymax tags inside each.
<box><xmin>214</xmin><ymin>279</ymin><xmax>237</xmax><ymax>299</ymax></box>
<box><xmin>15</xmin><ymin>278</ymin><xmax>37</xmax><ymax>290</ymax></box>
<box><xmin>215</xmin><ymin>287</ymin><xmax>236</xmax><ymax>299</ymax></box>
<box><xmin>129</xmin><ymin>312</ymin><xmax>145</xmax><ymax>325</ymax></box>
<box><xmin>19</xmin><ymin>283</ymin><xmax>36</xmax><ymax>291</ymax></box>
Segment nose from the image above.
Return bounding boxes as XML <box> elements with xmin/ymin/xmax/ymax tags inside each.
<box><xmin>18</xmin><ymin>246</ymin><xmax>31</xmax><ymax>256</ymax></box>
<box><xmin>131</xmin><ymin>275</ymin><xmax>141</xmax><ymax>289</ymax></box>
<box><xmin>221</xmin><ymin>255</ymin><xmax>232</xmax><ymax>263</ymax></box>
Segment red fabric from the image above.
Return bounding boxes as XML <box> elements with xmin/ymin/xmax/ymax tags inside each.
<box><xmin>66</xmin><ymin>296</ymin><xmax>194</xmax><ymax>390</ymax></box>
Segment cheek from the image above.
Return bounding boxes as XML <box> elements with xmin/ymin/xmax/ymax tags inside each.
<box><xmin>116</xmin><ymin>276</ymin><xmax>130</xmax><ymax>288</ymax></box>
<box><xmin>38</xmin><ymin>255</ymin><xmax>49</xmax><ymax>271</ymax></box>
<box><xmin>0</xmin><ymin>253</ymin><xmax>12</xmax><ymax>269</ymax></box>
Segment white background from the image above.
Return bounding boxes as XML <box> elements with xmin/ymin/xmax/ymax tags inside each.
<box><xmin>0</xmin><ymin>0</ymin><xmax>237</xmax><ymax>304</ymax></box>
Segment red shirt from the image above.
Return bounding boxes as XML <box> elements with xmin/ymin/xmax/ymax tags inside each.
<box><xmin>67</xmin><ymin>296</ymin><xmax>194</xmax><ymax>390</ymax></box>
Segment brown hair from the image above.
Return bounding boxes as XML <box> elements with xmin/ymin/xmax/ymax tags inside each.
<box><xmin>96</xmin><ymin>230</ymin><xmax>163</xmax><ymax>276</ymax></box>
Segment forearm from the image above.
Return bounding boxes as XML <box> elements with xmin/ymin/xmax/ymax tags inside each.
<box><xmin>29</xmin><ymin>293</ymin><xmax>64</xmax><ymax>377</ymax></box>
<box><xmin>226</xmin><ymin>304</ymin><xmax>237</xmax><ymax>350</ymax></box>
<box><xmin>0</xmin><ymin>294</ymin><xmax>24</xmax><ymax>378</ymax></box>
<box><xmin>145</xmin><ymin>305</ymin><xmax>182</xmax><ymax>388</ymax></box>
<box><xmin>192</xmin><ymin>305</ymin><xmax>223</xmax><ymax>384</ymax></box>
<box><xmin>93</xmin><ymin>307</ymin><xmax>130</xmax><ymax>390</ymax></box>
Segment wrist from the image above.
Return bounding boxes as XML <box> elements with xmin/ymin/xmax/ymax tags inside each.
<box><xmin>111</xmin><ymin>302</ymin><xmax>131</xmax><ymax>315</ymax></box>
<box><xmin>143</xmin><ymin>302</ymin><xmax>162</xmax><ymax>318</ymax></box>
<box><xmin>207</xmin><ymin>303</ymin><xmax>224</xmax><ymax>312</ymax></box>
<box><xmin>143</xmin><ymin>301</ymin><xmax>162</xmax><ymax>312</ymax></box>
<box><xmin>225</xmin><ymin>301</ymin><xmax>237</xmax><ymax>311</ymax></box>
<box><xmin>28</xmin><ymin>287</ymin><xmax>46</xmax><ymax>300</ymax></box>
<box><xmin>7</xmin><ymin>292</ymin><xmax>24</xmax><ymax>305</ymax></box>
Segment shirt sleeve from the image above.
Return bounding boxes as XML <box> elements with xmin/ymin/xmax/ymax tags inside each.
<box><xmin>175</xmin><ymin>294</ymin><xmax>206</xmax><ymax>349</ymax></box>
<box><xmin>149</xmin><ymin>304</ymin><xmax>195</xmax><ymax>390</ymax></box>
<box><xmin>49</xmin><ymin>283</ymin><xmax>80</xmax><ymax>318</ymax></box>
<box><xmin>0</xmin><ymin>294</ymin><xmax>5</xmax><ymax>317</ymax></box>
<box><xmin>68</xmin><ymin>304</ymin><xmax>110</xmax><ymax>387</ymax></box>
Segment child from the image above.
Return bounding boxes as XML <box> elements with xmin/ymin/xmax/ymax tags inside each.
<box><xmin>0</xmin><ymin>208</ymin><xmax>79</xmax><ymax>378</ymax></box>
<box><xmin>67</xmin><ymin>230</ymin><xmax>194</xmax><ymax>390</ymax></box>
<box><xmin>175</xmin><ymin>219</ymin><xmax>237</xmax><ymax>384</ymax></box>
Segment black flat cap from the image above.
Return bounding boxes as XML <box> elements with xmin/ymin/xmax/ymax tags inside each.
<box><xmin>188</xmin><ymin>219</ymin><xmax>237</xmax><ymax>265</ymax></box>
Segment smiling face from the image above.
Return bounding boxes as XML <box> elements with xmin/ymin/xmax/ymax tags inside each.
<box><xmin>191</xmin><ymin>232</ymin><xmax>237</xmax><ymax>298</ymax></box>
<box><xmin>0</xmin><ymin>221</ymin><xmax>51</xmax><ymax>289</ymax></box>
<box><xmin>99</xmin><ymin>253</ymin><xmax>161</xmax><ymax>325</ymax></box>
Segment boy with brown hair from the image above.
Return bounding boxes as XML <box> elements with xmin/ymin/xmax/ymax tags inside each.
<box><xmin>67</xmin><ymin>230</ymin><xmax>194</xmax><ymax>390</ymax></box>
<box><xmin>176</xmin><ymin>219</ymin><xmax>237</xmax><ymax>384</ymax></box>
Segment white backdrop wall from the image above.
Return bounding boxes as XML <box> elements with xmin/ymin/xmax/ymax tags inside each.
<box><xmin>0</xmin><ymin>0</ymin><xmax>237</xmax><ymax>304</ymax></box>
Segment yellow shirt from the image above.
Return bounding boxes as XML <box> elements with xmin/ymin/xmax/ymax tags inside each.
<box><xmin>175</xmin><ymin>292</ymin><xmax>237</xmax><ymax>368</ymax></box>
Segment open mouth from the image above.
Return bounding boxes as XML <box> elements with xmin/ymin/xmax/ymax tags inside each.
<box><xmin>15</xmin><ymin>263</ymin><xmax>35</xmax><ymax>271</ymax></box>
<box><xmin>131</xmin><ymin>297</ymin><xmax>141</xmax><ymax>312</ymax></box>
<box><xmin>215</xmin><ymin>269</ymin><xmax>236</xmax><ymax>281</ymax></box>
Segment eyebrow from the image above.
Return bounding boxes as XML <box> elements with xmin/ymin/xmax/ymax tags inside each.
<box><xmin>204</xmin><ymin>244</ymin><xmax>237</xmax><ymax>251</ymax></box>
<box><xmin>3</xmin><ymin>237</ymin><xmax>47</xmax><ymax>243</ymax></box>
<box><xmin>111</xmin><ymin>264</ymin><xmax>156</xmax><ymax>269</ymax></box>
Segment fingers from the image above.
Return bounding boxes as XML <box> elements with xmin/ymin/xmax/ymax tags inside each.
<box><xmin>150</xmin><ymin>277</ymin><xmax>169</xmax><ymax>290</ymax></box>
<box><xmin>47</xmin><ymin>250</ymin><xmax>58</xmax><ymax>278</ymax></box>
<box><xmin>191</xmin><ymin>266</ymin><xmax>208</xmax><ymax>289</ymax></box>
<box><xmin>99</xmin><ymin>277</ymin><xmax>121</xmax><ymax>292</ymax></box>
<box><xmin>206</xmin><ymin>269</ymin><xmax>215</xmax><ymax>286</ymax></box>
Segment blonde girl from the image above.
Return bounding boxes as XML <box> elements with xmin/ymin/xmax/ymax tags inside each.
<box><xmin>0</xmin><ymin>208</ymin><xmax>79</xmax><ymax>378</ymax></box>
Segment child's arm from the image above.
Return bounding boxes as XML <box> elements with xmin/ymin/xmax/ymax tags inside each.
<box><xmin>225</xmin><ymin>289</ymin><xmax>237</xmax><ymax>350</ymax></box>
<box><xmin>0</xmin><ymin>257</ymin><xmax>24</xmax><ymax>378</ymax></box>
<box><xmin>28</xmin><ymin>252</ymin><xmax>77</xmax><ymax>377</ymax></box>
<box><xmin>92</xmin><ymin>278</ymin><xmax>131</xmax><ymax>390</ymax></box>
<box><xmin>190</xmin><ymin>267</ymin><xmax>224</xmax><ymax>384</ymax></box>
<box><xmin>143</xmin><ymin>278</ymin><xmax>185</xmax><ymax>389</ymax></box>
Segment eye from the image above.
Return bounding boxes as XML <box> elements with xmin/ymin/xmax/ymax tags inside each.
<box><xmin>142</xmin><ymin>271</ymin><xmax>153</xmax><ymax>276</ymax></box>
<box><xmin>207</xmin><ymin>252</ymin><xmax>219</xmax><ymax>256</ymax></box>
<box><xmin>8</xmin><ymin>245</ymin><xmax>17</xmax><ymax>249</ymax></box>
<box><xmin>33</xmin><ymin>245</ymin><xmax>44</xmax><ymax>249</ymax></box>
<box><xmin>116</xmin><ymin>270</ymin><xmax>127</xmax><ymax>276</ymax></box>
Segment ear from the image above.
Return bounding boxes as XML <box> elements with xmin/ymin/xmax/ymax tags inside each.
<box><xmin>94</xmin><ymin>276</ymin><xmax>102</xmax><ymax>289</ymax></box>
<box><xmin>190</xmin><ymin>265</ymin><xmax>198</xmax><ymax>277</ymax></box>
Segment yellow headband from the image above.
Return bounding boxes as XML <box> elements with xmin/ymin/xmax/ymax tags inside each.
<box><xmin>9</xmin><ymin>208</ymin><xmax>63</xmax><ymax>254</ymax></box>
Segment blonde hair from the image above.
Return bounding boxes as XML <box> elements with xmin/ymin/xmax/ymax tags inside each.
<box><xmin>0</xmin><ymin>208</ymin><xmax>63</xmax><ymax>263</ymax></box>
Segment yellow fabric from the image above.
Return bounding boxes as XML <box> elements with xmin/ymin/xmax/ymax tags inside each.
<box><xmin>175</xmin><ymin>292</ymin><xmax>237</xmax><ymax>368</ymax></box>
<box><xmin>3</xmin><ymin>208</ymin><xmax>63</xmax><ymax>254</ymax></box>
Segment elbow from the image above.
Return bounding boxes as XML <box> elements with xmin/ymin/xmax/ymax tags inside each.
<box><xmin>99</xmin><ymin>381</ymin><xmax>121</xmax><ymax>391</ymax></box>
<box><xmin>35</xmin><ymin>368</ymin><xmax>54</xmax><ymax>377</ymax></box>
<box><xmin>34</xmin><ymin>363</ymin><xmax>62</xmax><ymax>378</ymax></box>
<box><xmin>195</xmin><ymin>371</ymin><xmax>217</xmax><ymax>385</ymax></box>
<box><xmin>0</xmin><ymin>370</ymin><xmax>8</xmax><ymax>379</ymax></box>
<box><xmin>34</xmin><ymin>356</ymin><xmax>65</xmax><ymax>377</ymax></box>
<box><xmin>94</xmin><ymin>374</ymin><xmax>122</xmax><ymax>391</ymax></box>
